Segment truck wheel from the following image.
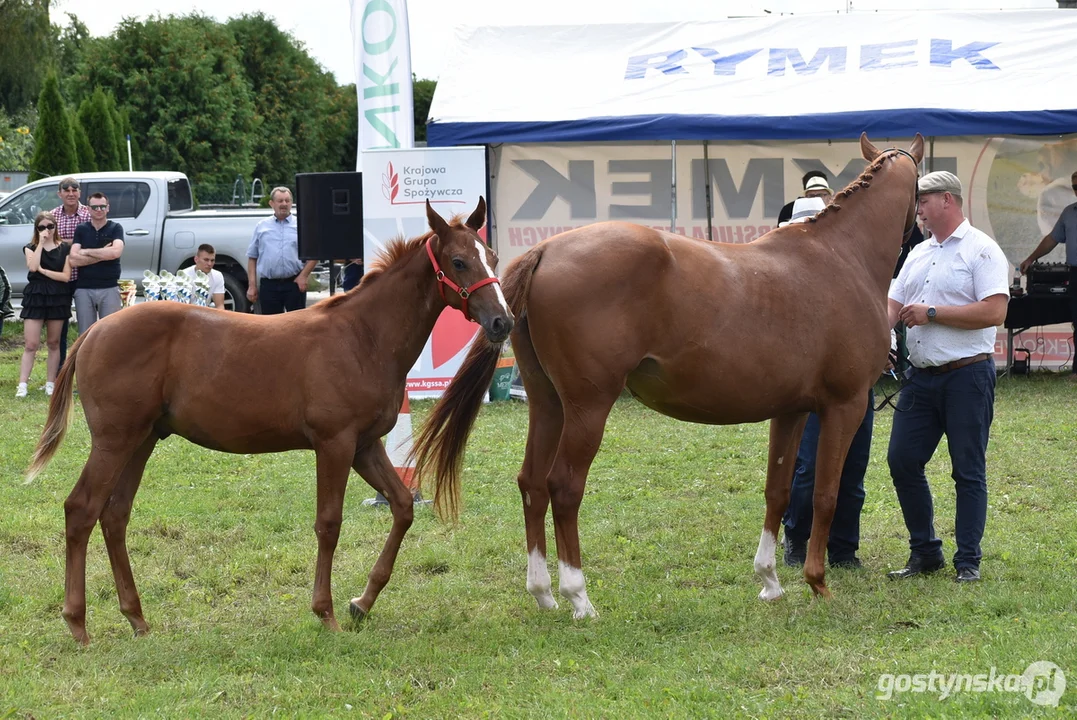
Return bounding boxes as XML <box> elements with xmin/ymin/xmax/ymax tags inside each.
<box><xmin>221</xmin><ymin>272</ymin><xmax>249</xmax><ymax>313</ymax></box>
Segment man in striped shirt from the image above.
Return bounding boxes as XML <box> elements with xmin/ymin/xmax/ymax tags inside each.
<box><xmin>52</xmin><ymin>177</ymin><xmax>90</xmax><ymax>367</ymax></box>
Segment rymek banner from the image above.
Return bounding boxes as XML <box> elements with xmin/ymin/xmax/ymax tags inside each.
<box><xmin>491</xmin><ymin>135</ymin><xmax>1077</xmax><ymax>272</ymax></box>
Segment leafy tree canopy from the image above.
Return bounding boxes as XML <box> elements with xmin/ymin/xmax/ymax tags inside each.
<box><xmin>0</xmin><ymin>0</ymin><xmax>52</xmax><ymax>113</ymax></box>
<box><xmin>70</xmin><ymin>14</ymin><xmax>258</xmax><ymax>188</ymax></box>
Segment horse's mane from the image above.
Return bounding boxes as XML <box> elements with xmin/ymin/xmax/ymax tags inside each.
<box><xmin>366</xmin><ymin>232</ymin><xmax>434</xmax><ymax>280</ymax></box>
<box><xmin>319</xmin><ymin>211</ymin><xmax>475</xmax><ymax>308</ymax></box>
<box><xmin>808</xmin><ymin>154</ymin><xmax>892</xmax><ymax>224</ymax></box>
<box><xmin>317</xmin><ymin>232</ymin><xmax>430</xmax><ymax>308</ymax></box>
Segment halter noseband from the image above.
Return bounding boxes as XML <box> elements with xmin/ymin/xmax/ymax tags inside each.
<box><xmin>425</xmin><ymin>238</ymin><xmax>501</xmax><ymax>323</ymax></box>
<box><xmin>885</xmin><ymin>148</ymin><xmax>921</xmax><ymax>241</ymax></box>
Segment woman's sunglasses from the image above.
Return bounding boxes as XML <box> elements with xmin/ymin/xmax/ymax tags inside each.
<box><xmin>37</xmin><ymin>223</ymin><xmax>57</xmax><ymax>232</ymax></box>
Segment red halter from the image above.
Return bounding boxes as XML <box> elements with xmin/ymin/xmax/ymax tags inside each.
<box><xmin>425</xmin><ymin>239</ymin><xmax>501</xmax><ymax>323</ymax></box>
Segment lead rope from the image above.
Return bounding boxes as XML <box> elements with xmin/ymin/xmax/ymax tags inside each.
<box><xmin>874</xmin><ymin>350</ymin><xmax>907</xmax><ymax>412</ymax></box>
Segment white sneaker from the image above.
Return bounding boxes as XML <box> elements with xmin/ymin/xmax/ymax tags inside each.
<box><xmin>15</xmin><ymin>383</ymin><xmax>28</xmax><ymax>398</ymax></box>
<box><xmin>45</xmin><ymin>382</ymin><xmax>55</xmax><ymax>396</ymax></box>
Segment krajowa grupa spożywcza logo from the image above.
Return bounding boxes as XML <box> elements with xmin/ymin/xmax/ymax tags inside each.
<box><xmin>383</xmin><ymin>162</ymin><xmax>468</xmax><ymax>207</ymax></box>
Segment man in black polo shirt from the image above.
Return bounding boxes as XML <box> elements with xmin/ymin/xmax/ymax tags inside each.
<box><xmin>70</xmin><ymin>192</ymin><xmax>124</xmax><ymax>334</ymax></box>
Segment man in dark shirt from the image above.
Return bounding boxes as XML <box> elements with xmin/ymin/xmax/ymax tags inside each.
<box><xmin>1020</xmin><ymin>169</ymin><xmax>1077</xmax><ymax>380</ymax></box>
<box><xmin>70</xmin><ymin>192</ymin><xmax>124</xmax><ymax>334</ymax></box>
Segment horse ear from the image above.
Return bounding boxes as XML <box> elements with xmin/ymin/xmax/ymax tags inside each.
<box><xmin>860</xmin><ymin>132</ymin><xmax>881</xmax><ymax>162</ymax></box>
<box><xmin>426</xmin><ymin>199</ymin><xmax>450</xmax><ymax>238</ymax></box>
<box><xmin>909</xmin><ymin>133</ymin><xmax>925</xmax><ymax>164</ymax></box>
<box><xmin>465</xmin><ymin>196</ymin><xmax>487</xmax><ymax>232</ymax></box>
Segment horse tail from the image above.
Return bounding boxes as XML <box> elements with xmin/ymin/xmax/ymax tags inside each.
<box><xmin>412</xmin><ymin>245</ymin><xmax>546</xmax><ymax>520</ymax></box>
<box><xmin>25</xmin><ymin>332</ymin><xmax>84</xmax><ymax>483</ymax></box>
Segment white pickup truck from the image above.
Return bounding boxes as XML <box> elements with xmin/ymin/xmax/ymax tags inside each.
<box><xmin>0</xmin><ymin>171</ymin><xmax>276</xmax><ymax>312</ymax></box>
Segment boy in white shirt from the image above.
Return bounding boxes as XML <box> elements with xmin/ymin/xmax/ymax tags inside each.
<box><xmin>181</xmin><ymin>244</ymin><xmax>226</xmax><ymax>309</ymax></box>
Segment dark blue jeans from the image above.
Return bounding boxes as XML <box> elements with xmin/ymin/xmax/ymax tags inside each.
<box><xmin>888</xmin><ymin>359</ymin><xmax>995</xmax><ymax>570</ymax></box>
<box><xmin>258</xmin><ymin>277</ymin><xmax>306</xmax><ymax>315</ymax></box>
<box><xmin>783</xmin><ymin>390</ymin><xmax>874</xmax><ymax>563</ymax></box>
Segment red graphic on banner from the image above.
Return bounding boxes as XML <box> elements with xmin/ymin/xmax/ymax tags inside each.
<box><xmin>431</xmin><ymin>306</ymin><xmax>480</xmax><ymax>368</ymax></box>
<box><xmin>382</xmin><ymin>162</ymin><xmax>400</xmax><ymax>203</ymax></box>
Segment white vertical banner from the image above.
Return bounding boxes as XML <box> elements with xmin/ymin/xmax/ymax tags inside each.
<box><xmin>350</xmin><ymin>0</ymin><xmax>415</xmax><ymax>168</ymax></box>
<box><xmin>361</xmin><ymin>146</ymin><xmax>489</xmax><ymax>397</ymax></box>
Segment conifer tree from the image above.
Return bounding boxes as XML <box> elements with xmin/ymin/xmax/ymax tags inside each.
<box><xmin>77</xmin><ymin>87</ymin><xmax>120</xmax><ymax>170</ymax></box>
<box><xmin>105</xmin><ymin>91</ymin><xmax>126</xmax><ymax>169</ymax></box>
<box><xmin>28</xmin><ymin>71</ymin><xmax>78</xmax><ymax>179</ymax></box>
<box><xmin>70</xmin><ymin>109</ymin><xmax>97</xmax><ymax>173</ymax></box>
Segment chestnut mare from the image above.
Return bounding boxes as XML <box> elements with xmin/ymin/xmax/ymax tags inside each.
<box><xmin>413</xmin><ymin>134</ymin><xmax>923</xmax><ymax>617</ymax></box>
<box><xmin>26</xmin><ymin>198</ymin><xmax>512</xmax><ymax>645</ymax></box>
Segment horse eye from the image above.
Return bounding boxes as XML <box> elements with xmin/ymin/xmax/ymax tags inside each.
<box><xmin>452</xmin><ymin>259</ymin><xmax>466</xmax><ymax>271</ymax></box>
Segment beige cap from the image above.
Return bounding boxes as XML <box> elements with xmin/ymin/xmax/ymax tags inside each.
<box><xmin>917</xmin><ymin>171</ymin><xmax>962</xmax><ymax>198</ymax></box>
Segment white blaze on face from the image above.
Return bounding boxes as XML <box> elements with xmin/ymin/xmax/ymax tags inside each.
<box><xmin>558</xmin><ymin>560</ymin><xmax>598</xmax><ymax>619</ymax></box>
<box><xmin>527</xmin><ymin>547</ymin><xmax>558</xmax><ymax>610</ymax></box>
<box><xmin>474</xmin><ymin>239</ymin><xmax>510</xmax><ymax>314</ymax></box>
<box><xmin>754</xmin><ymin>529</ymin><xmax>784</xmax><ymax>601</ymax></box>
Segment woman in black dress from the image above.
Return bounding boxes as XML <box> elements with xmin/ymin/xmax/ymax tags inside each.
<box><xmin>16</xmin><ymin>211</ymin><xmax>72</xmax><ymax>398</ymax></box>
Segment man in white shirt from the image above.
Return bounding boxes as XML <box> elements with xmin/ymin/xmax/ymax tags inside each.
<box><xmin>181</xmin><ymin>244</ymin><xmax>226</xmax><ymax>309</ymax></box>
<box><xmin>885</xmin><ymin>171</ymin><xmax>1009</xmax><ymax>584</ymax></box>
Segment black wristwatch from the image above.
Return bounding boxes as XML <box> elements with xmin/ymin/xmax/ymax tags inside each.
<box><xmin>927</xmin><ymin>306</ymin><xmax>937</xmax><ymax>322</ymax></box>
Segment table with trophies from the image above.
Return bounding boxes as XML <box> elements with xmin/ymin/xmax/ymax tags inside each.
<box><xmin>121</xmin><ymin>269</ymin><xmax>218</xmax><ymax>308</ymax></box>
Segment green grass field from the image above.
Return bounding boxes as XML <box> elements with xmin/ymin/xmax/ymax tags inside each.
<box><xmin>1</xmin><ymin>332</ymin><xmax>1075</xmax><ymax>718</ymax></box>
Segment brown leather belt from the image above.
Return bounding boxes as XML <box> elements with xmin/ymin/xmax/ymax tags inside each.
<box><xmin>921</xmin><ymin>352</ymin><xmax>992</xmax><ymax>375</ymax></box>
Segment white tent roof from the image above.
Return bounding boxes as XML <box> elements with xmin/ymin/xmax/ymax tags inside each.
<box><xmin>427</xmin><ymin>10</ymin><xmax>1077</xmax><ymax>145</ymax></box>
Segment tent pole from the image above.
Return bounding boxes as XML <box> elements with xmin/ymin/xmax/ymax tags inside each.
<box><xmin>928</xmin><ymin>136</ymin><xmax>935</xmax><ymax>172</ymax></box>
<box><xmin>703</xmin><ymin>140</ymin><xmax>714</xmax><ymax>241</ymax></box>
<box><xmin>670</xmin><ymin>140</ymin><xmax>677</xmax><ymax>233</ymax></box>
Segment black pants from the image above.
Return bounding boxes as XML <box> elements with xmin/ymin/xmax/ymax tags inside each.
<box><xmin>58</xmin><ymin>315</ymin><xmax>70</xmax><ymax>367</ymax></box>
<box><xmin>1070</xmin><ymin>267</ymin><xmax>1077</xmax><ymax>374</ymax></box>
<box><xmin>259</xmin><ymin>277</ymin><xmax>306</xmax><ymax>315</ymax></box>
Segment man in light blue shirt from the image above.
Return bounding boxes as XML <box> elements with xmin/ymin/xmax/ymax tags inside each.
<box><xmin>1020</xmin><ymin>169</ymin><xmax>1077</xmax><ymax>380</ymax></box>
<box><xmin>246</xmin><ymin>187</ymin><xmax>316</xmax><ymax>314</ymax></box>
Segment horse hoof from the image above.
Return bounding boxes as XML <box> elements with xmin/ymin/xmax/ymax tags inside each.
<box><xmin>126</xmin><ymin>616</ymin><xmax>150</xmax><ymax>637</ymax></box>
<box><xmin>571</xmin><ymin>605</ymin><xmax>598</xmax><ymax>620</ymax></box>
<box><xmin>348</xmin><ymin>600</ymin><xmax>367</xmax><ymax>622</ymax></box>
<box><xmin>531</xmin><ymin>590</ymin><xmax>559</xmax><ymax>610</ymax></box>
<box><xmin>810</xmin><ymin>584</ymin><xmax>832</xmax><ymax>599</ymax></box>
<box><xmin>758</xmin><ymin>586</ymin><xmax>785</xmax><ymax>602</ymax></box>
<box><xmin>63</xmin><ymin>615</ymin><xmax>90</xmax><ymax>646</ymax></box>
